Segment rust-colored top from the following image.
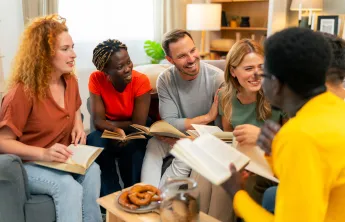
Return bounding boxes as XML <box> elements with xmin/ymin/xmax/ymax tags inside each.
<box><xmin>0</xmin><ymin>75</ymin><xmax>81</xmax><ymax>148</ymax></box>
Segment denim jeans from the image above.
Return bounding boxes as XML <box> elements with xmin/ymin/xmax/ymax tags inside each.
<box><xmin>87</xmin><ymin>130</ymin><xmax>147</xmax><ymax>196</ymax></box>
<box><xmin>24</xmin><ymin>163</ymin><xmax>102</xmax><ymax>222</ymax></box>
<box><xmin>262</xmin><ymin>185</ymin><xmax>277</xmax><ymax>214</ymax></box>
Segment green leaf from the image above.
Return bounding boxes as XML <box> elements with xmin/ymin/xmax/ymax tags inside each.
<box><xmin>144</xmin><ymin>40</ymin><xmax>165</xmax><ymax>64</ymax></box>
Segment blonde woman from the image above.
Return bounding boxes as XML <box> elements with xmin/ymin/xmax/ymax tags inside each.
<box><xmin>0</xmin><ymin>15</ymin><xmax>101</xmax><ymax>222</ymax></box>
<box><xmin>220</xmin><ymin>39</ymin><xmax>286</xmax><ymax>147</ymax></box>
<box><xmin>219</xmin><ymin>39</ymin><xmax>286</xmax><ymax>207</ymax></box>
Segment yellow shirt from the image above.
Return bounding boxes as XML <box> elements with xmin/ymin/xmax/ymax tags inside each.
<box><xmin>233</xmin><ymin>92</ymin><xmax>345</xmax><ymax>222</ymax></box>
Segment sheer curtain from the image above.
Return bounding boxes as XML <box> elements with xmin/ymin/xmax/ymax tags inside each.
<box><xmin>59</xmin><ymin>0</ymin><xmax>154</xmax><ymax>69</ymax></box>
<box><xmin>153</xmin><ymin>0</ymin><xmax>192</xmax><ymax>42</ymax></box>
<box><xmin>22</xmin><ymin>0</ymin><xmax>58</xmax><ymax>25</ymax></box>
<box><xmin>59</xmin><ymin>0</ymin><xmax>154</xmax><ymax>131</ymax></box>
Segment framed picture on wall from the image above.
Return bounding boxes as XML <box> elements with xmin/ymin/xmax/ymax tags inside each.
<box><xmin>317</xmin><ymin>15</ymin><xmax>339</xmax><ymax>35</ymax></box>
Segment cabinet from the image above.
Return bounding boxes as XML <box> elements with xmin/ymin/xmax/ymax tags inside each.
<box><xmin>210</xmin><ymin>0</ymin><xmax>269</xmax><ymax>58</ymax></box>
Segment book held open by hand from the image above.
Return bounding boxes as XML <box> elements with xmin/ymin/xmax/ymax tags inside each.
<box><xmin>101</xmin><ymin>130</ymin><xmax>146</xmax><ymax>141</ymax></box>
<box><xmin>131</xmin><ymin>120</ymin><xmax>187</xmax><ymax>139</ymax></box>
<box><xmin>34</xmin><ymin>144</ymin><xmax>103</xmax><ymax>175</ymax></box>
<box><xmin>170</xmin><ymin>134</ymin><xmax>250</xmax><ymax>185</ymax></box>
<box><xmin>170</xmin><ymin>134</ymin><xmax>279</xmax><ymax>185</ymax></box>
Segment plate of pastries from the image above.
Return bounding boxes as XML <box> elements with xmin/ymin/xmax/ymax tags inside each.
<box><xmin>116</xmin><ymin>184</ymin><xmax>161</xmax><ymax>213</ymax></box>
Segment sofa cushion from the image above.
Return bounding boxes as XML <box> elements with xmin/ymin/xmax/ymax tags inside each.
<box><xmin>133</xmin><ymin>64</ymin><xmax>171</xmax><ymax>94</ymax></box>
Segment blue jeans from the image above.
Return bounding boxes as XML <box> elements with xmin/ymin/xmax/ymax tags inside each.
<box><xmin>24</xmin><ymin>163</ymin><xmax>102</xmax><ymax>222</ymax></box>
<box><xmin>262</xmin><ymin>186</ymin><xmax>277</xmax><ymax>214</ymax></box>
<box><xmin>87</xmin><ymin>130</ymin><xmax>147</xmax><ymax>196</ymax></box>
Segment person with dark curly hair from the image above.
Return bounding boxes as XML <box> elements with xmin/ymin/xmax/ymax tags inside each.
<box><xmin>222</xmin><ymin>27</ymin><xmax>345</xmax><ymax>221</ymax></box>
<box><xmin>87</xmin><ymin>39</ymin><xmax>152</xmax><ymax>196</ymax></box>
<box><xmin>0</xmin><ymin>14</ymin><xmax>102</xmax><ymax>222</ymax></box>
<box><xmin>323</xmin><ymin>33</ymin><xmax>345</xmax><ymax>99</ymax></box>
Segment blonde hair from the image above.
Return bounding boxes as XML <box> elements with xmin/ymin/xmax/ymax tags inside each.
<box><xmin>221</xmin><ymin>39</ymin><xmax>271</xmax><ymax>123</ymax></box>
<box><xmin>8</xmin><ymin>14</ymin><xmax>74</xmax><ymax>98</ymax></box>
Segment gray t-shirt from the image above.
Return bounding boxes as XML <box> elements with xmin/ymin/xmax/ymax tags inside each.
<box><xmin>157</xmin><ymin>61</ymin><xmax>224</xmax><ymax>131</ymax></box>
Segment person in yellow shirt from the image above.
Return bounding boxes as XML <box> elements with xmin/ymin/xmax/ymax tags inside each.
<box><xmin>259</xmin><ymin>32</ymin><xmax>345</xmax><ymax>214</ymax></box>
<box><xmin>222</xmin><ymin>27</ymin><xmax>345</xmax><ymax>221</ymax></box>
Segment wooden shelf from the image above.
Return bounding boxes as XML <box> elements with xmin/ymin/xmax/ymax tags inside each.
<box><xmin>211</xmin><ymin>0</ymin><xmax>268</xmax><ymax>3</ymax></box>
<box><xmin>221</xmin><ymin>27</ymin><xmax>267</xmax><ymax>31</ymax></box>
<box><xmin>210</xmin><ymin>48</ymin><xmax>230</xmax><ymax>52</ymax></box>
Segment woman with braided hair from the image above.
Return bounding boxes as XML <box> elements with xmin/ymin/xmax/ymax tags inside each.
<box><xmin>87</xmin><ymin>39</ymin><xmax>152</xmax><ymax>196</ymax></box>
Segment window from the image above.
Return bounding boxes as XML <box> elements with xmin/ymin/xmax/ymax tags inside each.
<box><xmin>59</xmin><ymin>0</ymin><xmax>154</xmax><ymax>67</ymax></box>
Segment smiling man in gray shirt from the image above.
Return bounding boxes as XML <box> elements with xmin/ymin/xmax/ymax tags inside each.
<box><xmin>141</xmin><ymin>29</ymin><xmax>224</xmax><ymax>187</ymax></box>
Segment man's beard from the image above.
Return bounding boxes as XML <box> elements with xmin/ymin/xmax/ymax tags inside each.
<box><xmin>176</xmin><ymin>58</ymin><xmax>200</xmax><ymax>77</ymax></box>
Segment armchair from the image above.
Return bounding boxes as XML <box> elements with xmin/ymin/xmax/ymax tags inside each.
<box><xmin>0</xmin><ymin>154</ymin><xmax>55</xmax><ymax>222</ymax></box>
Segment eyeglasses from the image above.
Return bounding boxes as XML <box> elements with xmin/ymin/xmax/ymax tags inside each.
<box><xmin>254</xmin><ymin>73</ymin><xmax>274</xmax><ymax>80</ymax></box>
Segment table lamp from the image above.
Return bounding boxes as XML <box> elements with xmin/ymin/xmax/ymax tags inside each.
<box><xmin>186</xmin><ymin>4</ymin><xmax>221</xmax><ymax>55</ymax></box>
<box><xmin>290</xmin><ymin>0</ymin><xmax>323</xmax><ymax>29</ymax></box>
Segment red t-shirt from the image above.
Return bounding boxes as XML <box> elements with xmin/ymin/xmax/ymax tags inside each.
<box><xmin>88</xmin><ymin>70</ymin><xmax>152</xmax><ymax>121</ymax></box>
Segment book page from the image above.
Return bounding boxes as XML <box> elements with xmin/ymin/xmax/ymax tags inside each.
<box><xmin>101</xmin><ymin>130</ymin><xmax>124</xmax><ymax>140</ymax></box>
<box><xmin>172</xmin><ymin>135</ymin><xmax>250</xmax><ymax>185</ymax></box>
<box><xmin>212</xmin><ymin>132</ymin><xmax>233</xmax><ymax>141</ymax></box>
<box><xmin>191</xmin><ymin>124</ymin><xmax>223</xmax><ymax>135</ymax></box>
<box><xmin>232</xmin><ymin>138</ymin><xmax>279</xmax><ymax>183</ymax></box>
<box><xmin>130</xmin><ymin>124</ymin><xmax>150</xmax><ymax>134</ymax></box>
<box><xmin>150</xmin><ymin>120</ymin><xmax>187</xmax><ymax>138</ymax></box>
<box><xmin>193</xmin><ymin>134</ymin><xmax>249</xmax><ymax>171</ymax></box>
<box><xmin>66</xmin><ymin>144</ymin><xmax>101</xmax><ymax>168</ymax></box>
<box><xmin>171</xmin><ymin>139</ymin><xmax>230</xmax><ymax>185</ymax></box>
<box><xmin>186</xmin><ymin>130</ymin><xmax>199</xmax><ymax>138</ymax></box>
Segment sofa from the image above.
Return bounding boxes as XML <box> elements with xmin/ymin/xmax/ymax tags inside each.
<box><xmin>0</xmin><ymin>154</ymin><xmax>55</xmax><ymax>222</ymax></box>
<box><xmin>87</xmin><ymin>60</ymin><xmax>226</xmax><ymax>132</ymax></box>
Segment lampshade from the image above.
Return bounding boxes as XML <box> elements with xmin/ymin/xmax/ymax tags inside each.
<box><xmin>290</xmin><ymin>0</ymin><xmax>323</xmax><ymax>11</ymax></box>
<box><xmin>186</xmin><ymin>4</ymin><xmax>221</xmax><ymax>31</ymax></box>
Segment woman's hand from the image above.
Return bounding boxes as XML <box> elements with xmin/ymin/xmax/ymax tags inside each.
<box><xmin>71</xmin><ymin>122</ymin><xmax>86</xmax><ymax>145</ymax></box>
<box><xmin>114</xmin><ymin>127</ymin><xmax>126</xmax><ymax>137</ymax></box>
<box><xmin>41</xmin><ymin>143</ymin><xmax>73</xmax><ymax>163</ymax></box>
<box><xmin>233</xmin><ymin>124</ymin><xmax>261</xmax><ymax>147</ymax></box>
<box><xmin>206</xmin><ymin>89</ymin><xmax>220</xmax><ymax>122</ymax></box>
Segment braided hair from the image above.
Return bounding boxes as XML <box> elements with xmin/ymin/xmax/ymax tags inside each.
<box><xmin>92</xmin><ymin>39</ymin><xmax>127</xmax><ymax>71</ymax></box>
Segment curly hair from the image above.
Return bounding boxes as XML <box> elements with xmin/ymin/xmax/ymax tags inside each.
<box><xmin>221</xmin><ymin>39</ymin><xmax>271</xmax><ymax>123</ymax></box>
<box><xmin>8</xmin><ymin>14</ymin><xmax>73</xmax><ymax>98</ymax></box>
<box><xmin>321</xmin><ymin>32</ymin><xmax>345</xmax><ymax>85</ymax></box>
<box><xmin>92</xmin><ymin>39</ymin><xmax>127</xmax><ymax>71</ymax></box>
<box><xmin>264</xmin><ymin>28</ymin><xmax>331</xmax><ymax>97</ymax></box>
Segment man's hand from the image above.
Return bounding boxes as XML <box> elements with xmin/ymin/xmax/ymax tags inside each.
<box><xmin>233</xmin><ymin>124</ymin><xmax>261</xmax><ymax>147</ymax></box>
<box><xmin>221</xmin><ymin>163</ymin><xmax>243</xmax><ymax>199</ymax></box>
<box><xmin>257</xmin><ymin>120</ymin><xmax>281</xmax><ymax>155</ymax></box>
<box><xmin>156</xmin><ymin>135</ymin><xmax>179</xmax><ymax>147</ymax></box>
<box><xmin>41</xmin><ymin>143</ymin><xmax>73</xmax><ymax>163</ymax></box>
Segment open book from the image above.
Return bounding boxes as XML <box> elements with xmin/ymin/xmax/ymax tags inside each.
<box><xmin>170</xmin><ymin>134</ymin><xmax>250</xmax><ymax>185</ymax></box>
<box><xmin>131</xmin><ymin>120</ymin><xmax>187</xmax><ymax>139</ymax></box>
<box><xmin>232</xmin><ymin>138</ymin><xmax>279</xmax><ymax>183</ymax></box>
<box><xmin>34</xmin><ymin>144</ymin><xmax>103</xmax><ymax>175</ymax></box>
<box><xmin>187</xmin><ymin>124</ymin><xmax>234</xmax><ymax>142</ymax></box>
<box><xmin>101</xmin><ymin>130</ymin><xmax>146</xmax><ymax>141</ymax></box>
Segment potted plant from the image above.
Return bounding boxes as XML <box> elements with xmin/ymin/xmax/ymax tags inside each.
<box><xmin>144</xmin><ymin>40</ymin><xmax>165</xmax><ymax>64</ymax></box>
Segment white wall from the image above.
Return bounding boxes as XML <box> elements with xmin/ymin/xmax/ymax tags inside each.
<box><xmin>0</xmin><ymin>0</ymin><xmax>24</xmax><ymax>80</ymax></box>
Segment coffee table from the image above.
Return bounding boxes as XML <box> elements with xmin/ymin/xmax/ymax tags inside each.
<box><xmin>97</xmin><ymin>191</ymin><xmax>221</xmax><ymax>222</ymax></box>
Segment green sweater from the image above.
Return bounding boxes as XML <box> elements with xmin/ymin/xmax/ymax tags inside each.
<box><xmin>219</xmin><ymin>94</ymin><xmax>284</xmax><ymax>128</ymax></box>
